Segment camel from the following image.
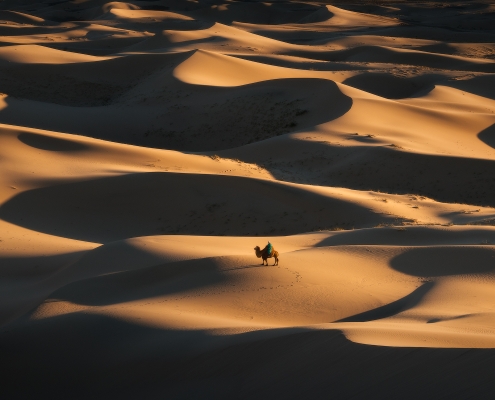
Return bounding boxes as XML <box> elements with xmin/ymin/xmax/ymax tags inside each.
<box><xmin>254</xmin><ymin>244</ymin><xmax>279</xmax><ymax>266</ymax></box>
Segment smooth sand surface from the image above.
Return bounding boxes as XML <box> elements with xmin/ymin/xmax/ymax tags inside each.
<box><xmin>1</xmin><ymin>0</ymin><xmax>495</xmax><ymax>398</ymax></box>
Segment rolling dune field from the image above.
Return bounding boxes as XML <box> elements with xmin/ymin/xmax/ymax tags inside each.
<box><xmin>1</xmin><ymin>0</ymin><xmax>495</xmax><ymax>398</ymax></box>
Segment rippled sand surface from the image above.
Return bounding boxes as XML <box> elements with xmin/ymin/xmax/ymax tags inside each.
<box><xmin>2</xmin><ymin>1</ymin><xmax>495</xmax><ymax>398</ymax></box>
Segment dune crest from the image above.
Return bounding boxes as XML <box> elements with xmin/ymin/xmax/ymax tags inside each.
<box><xmin>0</xmin><ymin>44</ymin><xmax>112</xmax><ymax>64</ymax></box>
<box><xmin>2</xmin><ymin>0</ymin><xmax>495</xmax><ymax>397</ymax></box>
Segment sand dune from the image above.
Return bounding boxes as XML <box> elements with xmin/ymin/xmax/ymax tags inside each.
<box><xmin>1</xmin><ymin>0</ymin><xmax>495</xmax><ymax>398</ymax></box>
<box><xmin>0</xmin><ymin>44</ymin><xmax>111</xmax><ymax>64</ymax></box>
<box><xmin>172</xmin><ymin>49</ymin><xmax>341</xmax><ymax>86</ymax></box>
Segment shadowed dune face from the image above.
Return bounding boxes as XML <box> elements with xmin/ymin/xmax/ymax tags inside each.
<box><xmin>240</xmin><ymin>141</ymin><xmax>495</xmax><ymax>207</ymax></box>
<box><xmin>0</xmin><ymin>172</ymin><xmax>388</xmax><ymax>242</ymax></box>
<box><xmin>48</xmin><ymin>256</ymin><xmax>233</xmax><ymax>307</ymax></box>
<box><xmin>17</xmin><ymin>132</ymin><xmax>89</xmax><ymax>152</ymax></box>
<box><xmin>337</xmin><ymin>282</ymin><xmax>435</xmax><ymax>322</ymax></box>
<box><xmin>390</xmin><ymin>246</ymin><xmax>495</xmax><ymax>277</ymax></box>
<box><xmin>192</xmin><ymin>2</ymin><xmax>331</xmax><ymax>25</ymax></box>
<box><xmin>3</xmin><ymin>317</ymin><xmax>495</xmax><ymax>400</ymax></box>
<box><xmin>343</xmin><ymin>73</ymin><xmax>440</xmax><ymax>99</ymax></box>
<box><xmin>130</xmin><ymin>77</ymin><xmax>352</xmax><ymax>151</ymax></box>
<box><xmin>445</xmin><ymin>75</ymin><xmax>495</xmax><ymax>101</ymax></box>
<box><xmin>316</xmin><ymin>226</ymin><xmax>495</xmax><ymax>247</ymax></box>
<box><xmin>0</xmin><ymin>250</ymin><xmax>88</xmax><ymax>280</ymax></box>
<box><xmin>3</xmin><ymin>0</ymin><xmax>495</xmax><ymax>398</ymax></box>
<box><xmin>478</xmin><ymin>123</ymin><xmax>495</xmax><ymax>149</ymax></box>
<box><xmin>0</xmin><ymin>71</ymin><xmax>352</xmax><ymax>151</ymax></box>
<box><xmin>0</xmin><ymin>52</ymin><xmax>190</xmax><ymax>106</ymax></box>
<box><xmin>316</xmin><ymin>45</ymin><xmax>495</xmax><ymax>72</ymax></box>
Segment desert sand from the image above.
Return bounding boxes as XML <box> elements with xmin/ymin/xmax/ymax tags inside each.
<box><xmin>1</xmin><ymin>0</ymin><xmax>495</xmax><ymax>398</ymax></box>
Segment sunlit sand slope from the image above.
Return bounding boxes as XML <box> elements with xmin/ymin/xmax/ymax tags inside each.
<box><xmin>1</xmin><ymin>0</ymin><xmax>495</xmax><ymax>398</ymax></box>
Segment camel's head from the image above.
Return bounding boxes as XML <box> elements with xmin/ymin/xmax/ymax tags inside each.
<box><xmin>254</xmin><ymin>246</ymin><xmax>261</xmax><ymax>257</ymax></box>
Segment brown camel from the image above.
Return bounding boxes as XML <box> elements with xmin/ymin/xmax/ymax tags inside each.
<box><xmin>254</xmin><ymin>244</ymin><xmax>279</xmax><ymax>266</ymax></box>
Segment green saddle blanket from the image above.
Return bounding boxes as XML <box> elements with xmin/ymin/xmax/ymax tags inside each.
<box><xmin>266</xmin><ymin>243</ymin><xmax>273</xmax><ymax>255</ymax></box>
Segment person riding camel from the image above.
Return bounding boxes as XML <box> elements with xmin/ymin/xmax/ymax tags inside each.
<box><xmin>254</xmin><ymin>241</ymin><xmax>279</xmax><ymax>265</ymax></box>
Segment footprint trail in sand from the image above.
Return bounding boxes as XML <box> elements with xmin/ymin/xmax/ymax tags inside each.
<box><xmin>1</xmin><ymin>0</ymin><xmax>495</xmax><ymax>398</ymax></box>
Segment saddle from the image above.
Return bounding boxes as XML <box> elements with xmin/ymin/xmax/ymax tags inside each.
<box><xmin>263</xmin><ymin>243</ymin><xmax>273</xmax><ymax>256</ymax></box>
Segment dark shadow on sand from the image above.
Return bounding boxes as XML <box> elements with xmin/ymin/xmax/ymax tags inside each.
<box><xmin>334</xmin><ymin>246</ymin><xmax>495</xmax><ymax>324</ymax></box>
<box><xmin>190</xmin><ymin>2</ymin><xmax>329</xmax><ymax>25</ymax></box>
<box><xmin>47</xmin><ymin>256</ymin><xmax>232</xmax><ymax>307</ymax></box>
<box><xmin>18</xmin><ymin>132</ymin><xmax>89</xmax><ymax>152</ymax></box>
<box><xmin>478</xmin><ymin>123</ymin><xmax>495</xmax><ymax>150</ymax></box>
<box><xmin>343</xmin><ymin>73</ymin><xmax>441</xmax><ymax>99</ymax></box>
<box><xmin>315</xmin><ymin>226</ymin><xmax>495</xmax><ymax>248</ymax></box>
<box><xmin>0</xmin><ymin>250</ymin><xmax>89</xmax><ymax>279</ymax></box>
<box><xmin>389</xmin><ymin>246</ymin><xmax>495</xmax><ymax>277</ymax></box>
<box><xmin>259</xmin><ymin>142</ymin><xmax>495</xmax><ymax>208</ymax></box>
<box><xmin>336</xmin><ymin>282</ymin><xmax>434</xmax><ymax>322</ymax></box>
<box><xmin>0</xmin><ymin>172</ymin><xmax>379</xmax><ymax>243</ymax></box>
<box><xmin>0</xmin><ymin>76</ymin><xmax>352</xmax><ymax>151</ymax></box>
<box><xmin>2</xmin><ymin>312</ymin><xmax>495</xmax><ymax>400</ymax></box>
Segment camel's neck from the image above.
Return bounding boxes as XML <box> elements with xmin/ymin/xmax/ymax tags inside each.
<box><xmin>255</xmin><ymin>249</ymin><xmax>262</xmax><ymax>257</ymax></box>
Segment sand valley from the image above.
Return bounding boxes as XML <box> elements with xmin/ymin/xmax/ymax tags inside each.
<box><xmin>1</xmin><ymin>0</ymin><xmax>495</xmax><ymax>398</ymax></box>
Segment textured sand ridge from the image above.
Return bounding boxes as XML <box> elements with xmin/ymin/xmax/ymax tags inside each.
<box><xmin>1</xmin><ymin>0</ymin><xmax>495</xmax><ymax>398</ymax></box>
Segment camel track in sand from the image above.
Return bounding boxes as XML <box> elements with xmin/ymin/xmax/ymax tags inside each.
<box><xmin>1</xmin><ymin>0</ymin><xmax>495</xmax><ymax>398</ymax></box>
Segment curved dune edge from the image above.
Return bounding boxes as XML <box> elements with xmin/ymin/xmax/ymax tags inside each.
<box><xmin>0</xmin><ymin>44</ymin><xmax>115</xmax><ymax>64</ymax></box>
<box><xmin>11</xmin><ymin>232</ymin><xmax>495</xmax><ymax>349</ymax></box>
<box><xmin>3</xmin><ymin>120</ymin><xmax>495</xmax><ymax>348</ymax></box>
<box><xmin>3</xmin><ymin>1</ymin><xmax>495</xmax><ymax>396</ymax></box>
<box><xmin>172</xmin><ymin>49</ymin><xmax>339</xmax><ymax>86</ymax></box>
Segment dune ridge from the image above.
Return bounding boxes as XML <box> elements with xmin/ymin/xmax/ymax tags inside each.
<box><xmin>1</xmin><ymin>0</ymin><xmax>495</xmax><ymax>398</ymax></box>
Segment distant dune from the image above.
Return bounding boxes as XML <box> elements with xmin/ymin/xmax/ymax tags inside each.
<box><xmin>1</xmin><ymin>0</ymin><xmax>495</xmax><ymax>399</ymax></box>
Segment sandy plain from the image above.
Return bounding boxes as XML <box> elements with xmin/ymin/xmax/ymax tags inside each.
<box><xmin>1</xmin><ymin>0</ymin><xmax>495</xmax><ymax>398</ymax></box>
